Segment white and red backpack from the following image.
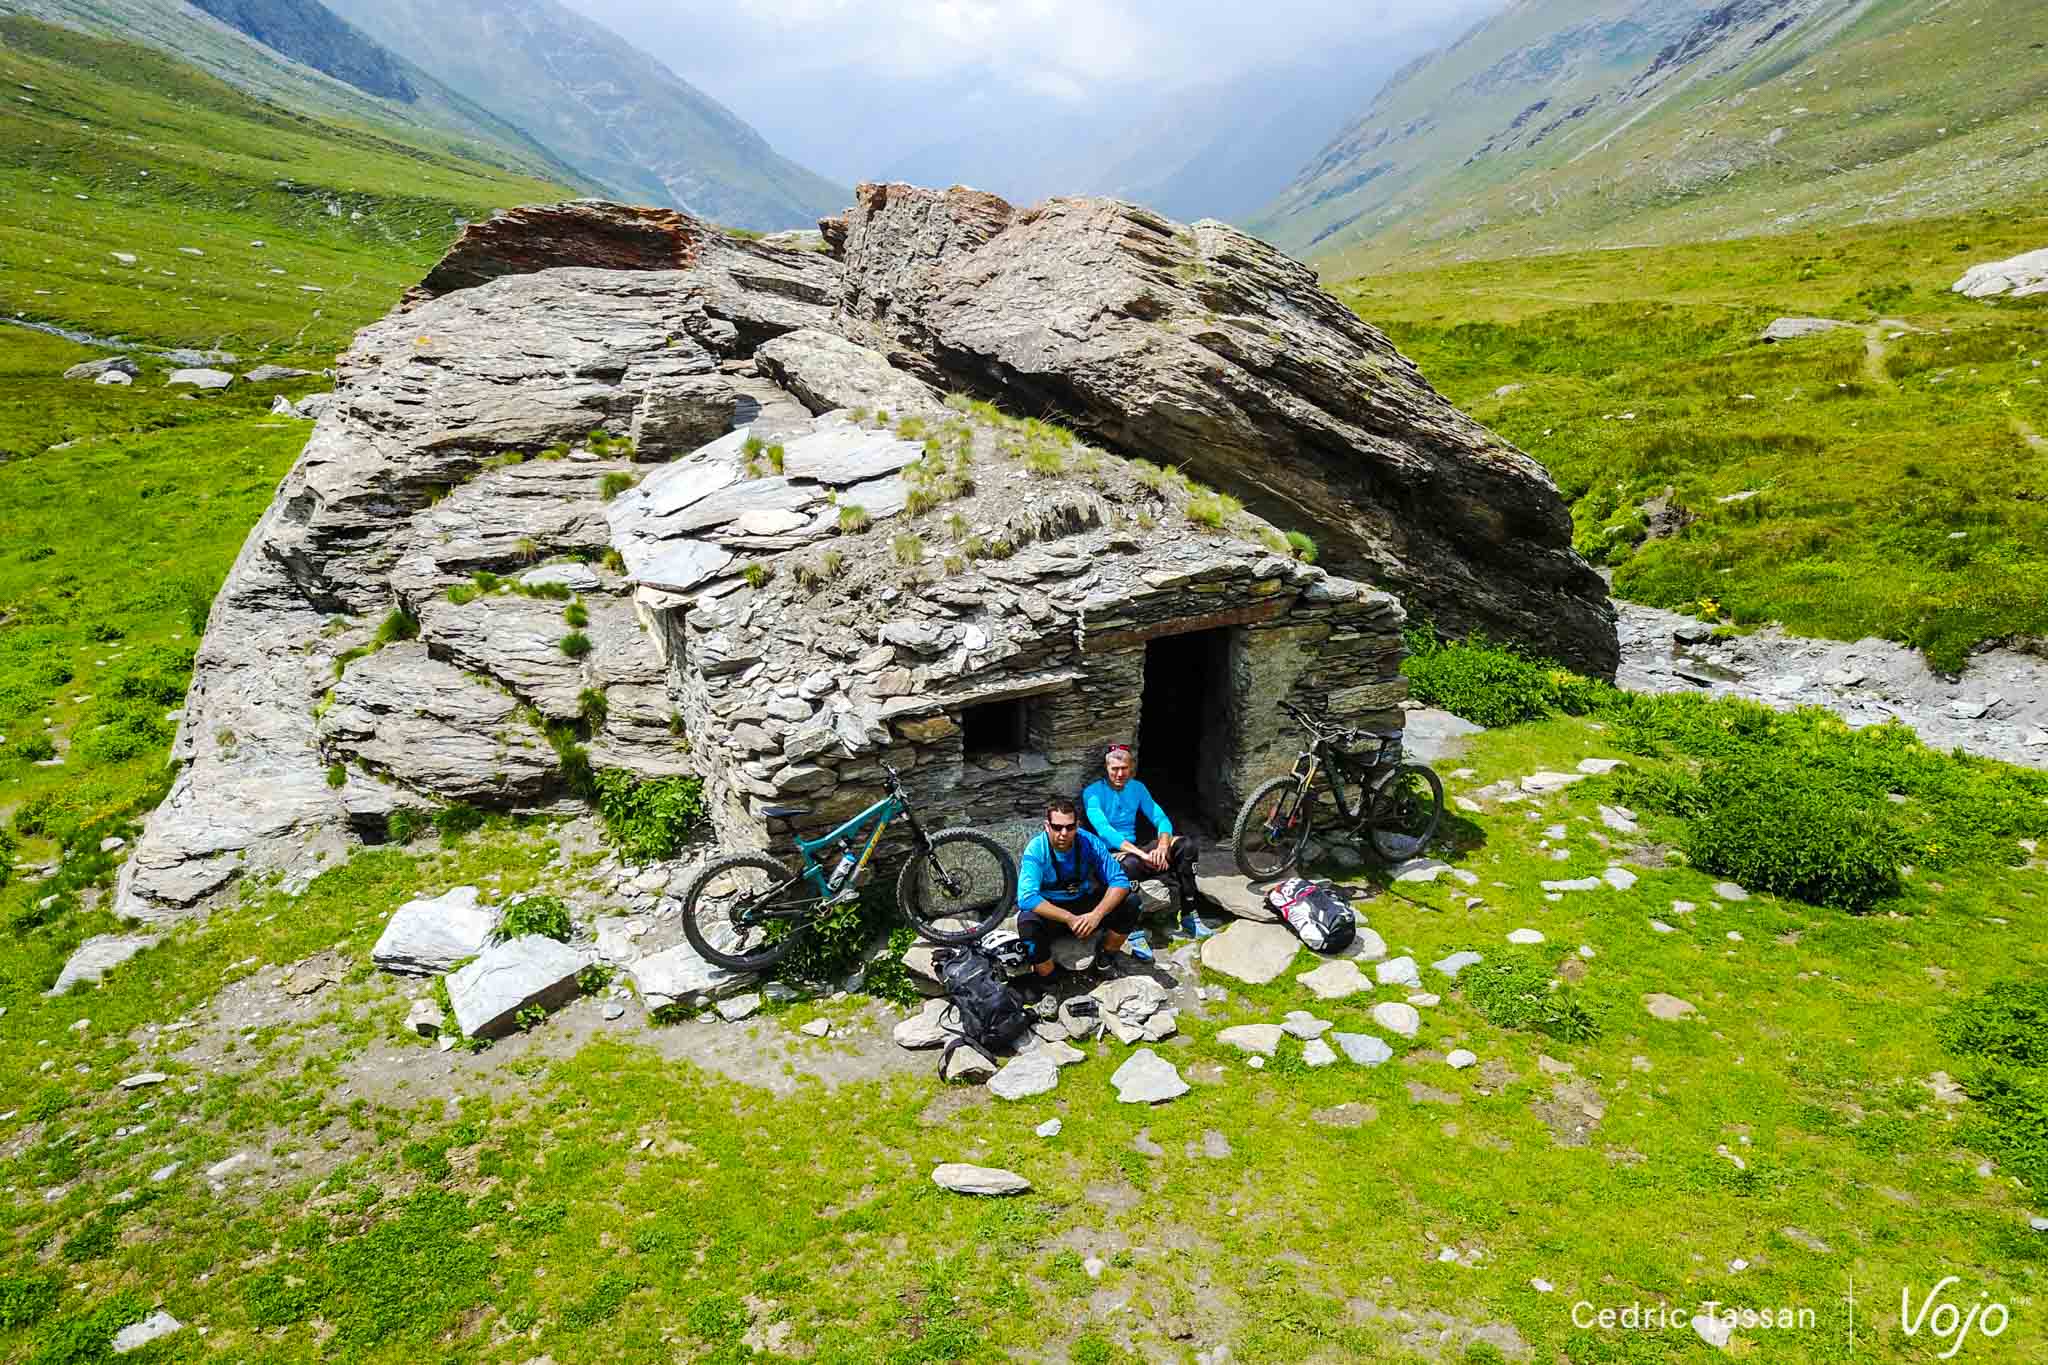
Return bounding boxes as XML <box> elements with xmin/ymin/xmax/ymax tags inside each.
<box><xmin>1264</xmin><ymin>877</ymin><xmax>1357</xmax><ymax>953</ymax></box>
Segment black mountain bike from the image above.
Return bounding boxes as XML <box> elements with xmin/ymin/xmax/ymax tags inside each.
<box><xmin>681</xmin><ymin>760</ymin><xmax>1015</xmax><ymax>972</ymax></box>
<box><xmin>1230</xmin><ymin>700</ymin><xmax>1444</xmax><ymax>880</ymax></box>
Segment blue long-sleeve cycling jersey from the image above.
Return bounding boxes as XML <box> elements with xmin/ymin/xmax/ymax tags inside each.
<box><xmin>1081</xmin><ymin>777</ymin><xmax>1173</xmax><ymax>849</ymax></box>
<box><xmin>1016</xmin><ymin>829</ymin><xmax>1130</xmax><ymax>912</ymax></box>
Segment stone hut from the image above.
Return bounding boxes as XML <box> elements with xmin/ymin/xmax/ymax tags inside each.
<box><xmin>608</xmin><ymin>329</ymin><xmax>1406</xmax><ymax>852</ymax></box>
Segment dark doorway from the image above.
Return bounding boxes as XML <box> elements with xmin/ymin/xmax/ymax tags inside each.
<box><xmin>1136</xmin><ymin>628</ymin><xmax>1237</xmax><ymax>831</ymax></box>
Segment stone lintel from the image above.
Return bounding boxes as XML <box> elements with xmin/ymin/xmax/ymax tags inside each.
<box><xmin>1085</xmin><ymin>598</ymin><xmax>1292</xmax><ymax>651</ymax></box>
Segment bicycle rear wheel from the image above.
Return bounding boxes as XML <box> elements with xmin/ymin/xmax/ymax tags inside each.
<box><xmin>1367</xmin><ymin>763</ymin><xmax>1444</xmax><ymax>862</ymax></box>
<box><xmin>1232</xmin><ymin>774</ymin><xmax>1315</xmax><ymax>881</ymax></box>
<box><xmin>680</xmin><ymin>852</ymin><xmax>818</xmax><ymax>972</ymax></box>
<box><xmin>899</xmin><ymin>828</ymin><xmax>1015</xmax><ymax>944</ymax></box>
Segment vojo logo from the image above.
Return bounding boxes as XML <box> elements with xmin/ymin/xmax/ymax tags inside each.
<box><xmin>1899</xmin><ymin>1278</ymin><xmax>2010</xmax><ymax>1359</ymax></box>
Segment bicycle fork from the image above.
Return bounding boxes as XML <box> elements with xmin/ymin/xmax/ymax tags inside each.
<box><xmin>1267</xmin><ymin>756</ymin><xmax>1320</xmax><ymax>837</ymax></box>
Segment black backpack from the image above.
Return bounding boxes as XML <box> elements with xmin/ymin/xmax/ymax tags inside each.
<box><xmin>1266</xmin><ymin>876</ymin><xmax>1357</xmax><ymax>954</ymax></box>
<box><xmin>933</xmin><ymin>945</ymin><xmax>1031</xmax><ymax>1073</ymax></box>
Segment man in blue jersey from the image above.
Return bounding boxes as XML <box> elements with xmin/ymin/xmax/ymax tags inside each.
<box><xmin>1081</xmin><ymin>742</ymin><xmax>1214</xmax><ymax>940</ymax></box>
<box><xmin>1015</xmin><ymin>796</ymin><xmax>1141</xmax><ymax>976</ymax></box>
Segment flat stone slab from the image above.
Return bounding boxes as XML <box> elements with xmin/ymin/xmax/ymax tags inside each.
<box><xmin>372</xmin><ymin>886</ymin><xmax>493</xmax><ymax>976</ymax></box>
<box><xmin>447</xmin><ymin>935</ymin><xmax>588</xmax><ymax>1038</ymax></box>
<box><xmin>1194</xmin><ymin>874</ymin><xmax>1278</xmax><ymax>922</ymax></box>
<box><xmin>1282</xmin><ymin>1010</ymin><xmax>1332</xmax><ymax>1039</ymax></box>
<box><xmin>1644</xmin><ymin>993</ymin><xmax>1697</xmax><ymax>1021</ymax></box>
<box><xmin>1371</xmin><ymin>1002</ymin><xmax>1421</xmax><ymax>1037</ymax></box>
<box><xmin>632</xmin><ymin>941</ymin><xmax>751</xmax><ymax>1011</ymax></box>
<box><xmin>1302</xmin><ymin>1038</ymin><xmax>1338</xmax><ymax>1067</ymax></box>
<box><xmin>777</xmin><ymin>423</ymin><xmax>925</xmax><ymax>486</ymax></box>
<box><xmin>1111</xmin><ymin>1047</ymin><xmax>1189</xmax><ymax>1103</ymax></box>
<box><xmin>1375</xmin><ymin>956</ymin><xmax>1421</xmax><ymax>988</ymax></box>
<box><xmin>1296</xmin><ymin>958</ymin><xmax>1370</xmax><ymax>999</ymax></box>
<box><xmin>166</xmin><ymin>367</ymin><xmax>234</xmax><ymax>389</ymax></box>
<box><xmin>1331</xmin><ymin>1032</ymin><xmax>1393</xmax><ymax>1066</ymax></box>
<box><xmin>519</xmin><ymin>562</ymin><xmax>601</xmax><ymax>592</ymax></box>
<box><xmin>1432</xmin><ymin>950</ymin><xmax>1482</xmax><ymax>980</ymax></box>
<box><xmin>1217</xmin><ymin>1024</ymin><xmax>1284</xmax><ymax>1055</ymax></box>
<box><xmin>113</xmin><ymin>1310</ymin><xmax>183</xmax><ymax>1354</ymax></box>
<box><xmin>1520</xmin><ymin>771</ymin><xmax>1585</xmax><ymax>793</ymax></box>
<box><xmin>1507</xmin><ymin>928</ymin><xmax>1545</xmax><ymax>945</ymax></box>
<box><xmin>894</xmin><ymin>998</ymin><xmax>956</xmax><ymax>1049</ymax></box>
<box><xmin>1200</xmin><ymin>920</ymin><xmax>1299</xmax><ymax>984</ymax></box>
<box><xmin>49</xmin><ymin>934</ymin><xmax>159</xmax><ymax>995</ymax></box>
<box><xmin>989</xmin><ymin>1052</ymin><xmax>1061</xmax><ymax>1100</ymax></box>
<box><xmin>932</xmin><ymin>1163</ymin><xmax>1029</xmax><ymax>1195</ymax></box>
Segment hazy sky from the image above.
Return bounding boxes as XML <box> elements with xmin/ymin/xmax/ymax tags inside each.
<box><xmin>559</xmin><ymin>0</ymin><xmax>1498</xmax><ymax>186</ymax></box>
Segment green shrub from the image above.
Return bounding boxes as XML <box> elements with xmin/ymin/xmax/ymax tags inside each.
<box><xmin>12</xmin><ymin>734</ymin><xmax>55</xmax><ymax>762</ymax></box>
<box><xmin>593</xmin><ymin>770</ymin><xmax>707</xmax><ymax>862</ymax></box>
<box><xmin>386</xmin><ymin>808</ymin><xmax>425</xmax><ymax>845</ymax></box>
<box><xmin>1940</xmin><ymin>980</ymin><xmax>2048</xmax><ymax>1067</ymax></box>
<box><xmin>326</xmin><ymin>763</ymin><xmax>347</xmax><ymax>788</ymax></box>
<box><xmin>774</xmin><ymin>882</ymin><xmax>901</xmax><ymax>993</ymax></box>
<box><xmin>578</xmin><ymin>687</ymin><xmax>609</xmax><ymax>730</ymax></box>
<box><xmin>599</xmin><ymin>471</ymin><xmax>636</xmax><ymax>501</ymax></box>
<box><xmin>496</xmin><ymin>894</ymin><xmax>572</xmax><ymax>944</ymax></box>
<box><xmin>1463</xmin><ymin>955</ymin><xmax>1601</xmax><ymax>1042</ymax></box>
<box><xmin>563</xmin><ymin>601</ymin><xmax>589</xmax><ymax>628</ymax></box>
<box><xmin>1680</xmin><ymin>753</ymin><xmax>1905</xmax><ymax>912</ymax></box>
<box><xmin>431</xmin><ymin>803</ymin><xmax>485</xmax><ymax>844</ymax></box>
<box><xmin>578</xmin><ymin>963</ymin><xmax>615</xmax><ymax>994</ymax></box>
<box><xmin>0</xmin><ymin>1273</ymin><xmax>60</xmax><ymax>1329</ymax></box>
<box><xmin>1400</xmin><ymin>630</ymin><xmax>1617</xmax><ymax>728</ymax></box>
<box><xmin>559</xmin><ymin>632</ymin><xmax>593</xmax><ymax>658</ymax></box>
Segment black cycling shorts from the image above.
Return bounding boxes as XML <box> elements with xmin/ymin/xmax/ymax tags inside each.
<box><xmin>1018</xmin><ymin>896</ymin><xmax>1142</xmax><ymax>963</ymax></box>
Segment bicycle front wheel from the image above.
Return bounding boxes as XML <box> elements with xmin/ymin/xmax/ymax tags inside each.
<box><xmin>1232</xmin><ymin>774</ymin><xmax>1315</xmax><ymax>881</ymax></box>
<box><xmin>1367</xmin><ymin>763</ymin><xmax>1444</xmax><ymax>862</ymax></box>
<box><xmin>898</xmin><ymin>828</ymin><xmax>1015</xmax><ymax>945</ymax></box>
<box><xmin>680</xmin><ymin>852</ymin><xmax>817</xmax><ymax>972</ymax></box>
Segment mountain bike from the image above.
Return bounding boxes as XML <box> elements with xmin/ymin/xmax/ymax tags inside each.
<box><xmin>1230</xmin><ymin>699</ymin><xmax>1444</xmax><ymax>880</ymax></box>
<box><xmin>680</xmin><ymin>759</ymin><xmax>1015</xmax><ymax>971</ymax></box>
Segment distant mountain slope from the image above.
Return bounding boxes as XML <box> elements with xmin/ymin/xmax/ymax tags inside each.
<box><xmin>324</xmin><ymin>0</ymin><xmax>846</xmax><ymax>230</ymax></box>
<box><xmin>1256</xmin><ymin>0</ymin><xmax>2048</xmax><ymax>271</ymax></box>
<box><xmin>0</xmin><ymin>0</ymin><xmax>591</xmax><ymax>187</ymax></box>
<box><xmin>188</xmin><ymin>0</ymin><xmax>414</xmax><ymax>101</ymax></box>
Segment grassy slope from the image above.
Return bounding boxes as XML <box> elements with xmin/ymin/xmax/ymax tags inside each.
<box><xmin>1341</xmin><ymin>202</ymin><xmax>2048</xmax><ymax>668</ymax></box>
<box><xmin>1282</xmin><ymin>0</ymin><xmax>2048</xmax><ymax>276</ymax></box>
<box><xmin>0</xmin><ymin>16</ymin><xmax>568</xmax><ymax>354</ymax></box>
<box><xmin>0</xmin><ymin>16</ymin><xmax>568</xmax><ymax>902</ymax></box>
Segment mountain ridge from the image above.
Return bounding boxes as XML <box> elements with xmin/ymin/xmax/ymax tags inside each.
<box><xmin>1256</xmin><ymin>0</ymin><xmax>2048</xmax><ymax>271</ymax></box>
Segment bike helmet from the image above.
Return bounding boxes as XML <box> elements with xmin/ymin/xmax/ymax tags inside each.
<box><xmin>980</xmin><ymin>928</ymin><xmax>1032</xmax><ymax>976</ymax></box>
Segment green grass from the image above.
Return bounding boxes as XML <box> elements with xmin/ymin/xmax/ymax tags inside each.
<box><xmin>1345</xmin><ymin>202</ymin><xmax>2048</xmax><ymax>669</ymax></box>
<box><xmin>0</xmin><ymin>17</ymin><xmax>567</xmax><ymax>356</ymax></box>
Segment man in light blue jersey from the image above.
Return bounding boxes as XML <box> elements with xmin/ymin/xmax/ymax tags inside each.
<box><xmin>1081</xmin><ymin>742</ymin><xmax>1214</xmax><ymax>941</ymax></box>
<box><xmin>1015</xmin><ymin>795</ymin><xmax>1143</xmax><ymax>974</ymax></box>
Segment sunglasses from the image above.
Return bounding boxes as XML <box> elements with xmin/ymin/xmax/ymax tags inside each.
<box><xmin>1047</xmin><ymin>820</ymin><xmax>1078</xmax><ymax>832</ymax></box>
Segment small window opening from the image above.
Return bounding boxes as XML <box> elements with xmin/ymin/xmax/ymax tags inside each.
<box><xmin>960</xmin><ymin>699</ymin><xmax>1029</xmax><ymax>758</ymax></box>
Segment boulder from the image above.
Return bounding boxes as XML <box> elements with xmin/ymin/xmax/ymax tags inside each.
<box><xmin>1282</xmin><ymin>1010</ymin><xmax>1333</xmax><ymax>1039</ymax></box>
<box><xmin>942</xmin><ymin>1047</ymin><xmax>996</xmax><ymax>1084</ymax></box>
<box><xmin>64</xmin><ymin>356</ymin><xmax>138</xmax><ymax>381</ymax></box>
<box><xmin>318</xmin><ymin>644</ymin><xmax>560</xmax><ymax>802</ymax></box>
<box><xmin>95</xmin><ymin>370</ymin><xmax>133</xmax><ymax>386</ymax></box>
<box><xmin>1375</xmin><ymin>956</ymin><xmax>1421</xmax><ymax>988</ymax></box>
<box><xmin>631</xmin><ymin>941</ymin><xmax>751</xmax><ymax>1012</ymax></box>
<box><xmin>1952</xmin><ymin>247</ymin><xmax>2048</xmax><ymax>299</ymax></box>
<box><xmin>166</xmin><ymin>368</ymin><xmax>234</xmax><ymax>390</ymax></box>
<box><xmin>1110</xmin><ymin>1047</ymin><xmax>1189</xmax><ymax>1103</ymax></box>
<box><xmin>112</xmin><ymin>1311</ymin><xmax>183</xmax><ymax>1354</ymax></box>
<box><xmin>631</xmin><ymin>372</ymin><xmax>740</xmax><ymax>456</ymax></box>
<box><xmin>48</xmin><ymin>934</ymin><xmax>159</xmax><ymax>995</ymax></box>
<box><xmin>371</xmin><ymin>885</ymin><xmax>493</xmax><ymax>975</ymax></box>
<box><xmin>833</xmin><ymin>184</ymin><xmax>1615</xmax><ymax>674</ymax></box>
<box><xmin>932</xmin><ymin>1163</ymin><xmax>1029</xmax><ymax>1195</ymax></box>
<box><xmin>1200</xmin><ymin>920</ymin><xmax>1299</xmax><ymax>984</ymax></box>
<box><xmin>446</xmin><ymin>935</ymin><xmax>588</xmax><ymax>1038</ymax></box>
<box><xmin>1432</xmin><ymin>950</ymin><xmax>1483</xmax><ymax>981</ymax></box>
<box><xmin>755</xmin><ymin>327</ymin><xmax>943</xmax><ymax>417</ymax></box>
<box><xmin>1371</xmin><ymin>1001</ymin><xmax>1421</xmax><ymax>1037</ymax></box>
<box><xmin>245</xmin><ymin>364</ymin><xmax>312</xmax><ymax>382</ymax></box>
<box><xmin>893</xmin><ymin>998</ymin><xmax>955</xmax><ymax>1049</ymax></box>
<box><xmin>1302</xmin><ymin>1038</ymin><xmax>1338</xmax><ymax>1068</ymax></box>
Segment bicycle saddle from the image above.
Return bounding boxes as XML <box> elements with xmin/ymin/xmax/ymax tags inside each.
<box><xmin>757</xmin><ymin>804</ymin><xmax>809</xmax><ymax>819</ymax></box>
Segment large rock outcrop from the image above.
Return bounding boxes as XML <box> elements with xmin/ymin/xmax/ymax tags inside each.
<box><xmin>831</xmin><ymin>184</ymin><xmax>1613</xmax><ymax>674</ymax></box>
<box><xmin>117</xmin><ymin>194</ymin><xmax>1612</xmax><ymax>924</ymax></box>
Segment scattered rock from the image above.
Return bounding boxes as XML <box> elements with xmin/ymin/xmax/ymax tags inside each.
<box><xmin>1198</xmin><ymin>1129</ymin><xmax>1233</xmax><ymax>1158</ymax></box>
<box><xmin>1036</xmin><ymin>1118</ymin><xmax>1062</xmax><ymax>1138</ymax></box>
<box><xmin>1301</xmin><ymin>1038</ymin><xmax>1338</xmax><ymax>1068</ymax></box>
<box><xmin>893</xmin><ymin>999</ymin><xmax>956</xmax><ymax>1050</ymax></box>
<box><xmin>372</xmin><ymin>886</ymin><xmax>493</xmax><ymax>976</ymax></box>
<box><xmin>1712</xmin><ymin>881</ymin><xmax>1750</xmax><ymax>901</ymax></box>
<box><xmin>932</xmin><ymin>1163</ymin><xmax>1029</xmax><ymax>1195</ymax></box>
<box><xmin>1199</xmin><ymin>919</ymin><xmax>1299</xmax><ymax>984</ymax></box>
<box><xmin>1691</xmin><ymin>1312</ymin><xmax>1733</xmax><ymax>1350</ymax></box>
<box><xmin>942</xmin><ymin>1048</ymin><xmax>996</xmax><ymax>1084</ymax></box>
<box><xmin>1371</xmin><ymin>1002</ymin><xmax>1420</xmax><ymax>1037</ymax></box>
<box><xmin>1520</xmin><ymin>771</ymin><xmax>1585</xmax><ymax>793</ymax></box>
<box><xmin>112</xmin><ymin>1311</ymin><xmax>182</xmax><ymax>1354</ymax></box>
<box><xmin>1779</xmin><ymin>1226</ymin><xmax>1832</xmax><ymax>1255</ymax></box>
<box><xmin>799</xmin><ymin>1018</ymin><xmax>832</xmax><ymax>1038</ymax></box>
<box><xmin>446</xmin><ymin>936</ymin><xmax>589</xmax><ymax>1039</ymax></box>
<box><xmin>1601</xmin><ymin>866</ymin><xmax>1638</xmax><ymax>891</ymax></box>
<box><xmin>1576</xmin><ymin>758</ymin><xmax>1626</xmax><ymax>775</ymax></box>
<box><xmin>1506</xmin><ymin>929</ymin><xmax>1544</xmax><ymax>945</ymax></box>
<box><xmin>1643</xmin><ymin>993</ymin><xmax>1696</xmax><ymax>1021</ymax></box>
<box><xmin>1375</xmin><ymin>956</ymin><xmax>1421</xmax><ymax>988</ymax></box>
<box><xmin>989</xmin><ymin>1052</ymin><xmax>1060</xmax><ymax>1100</ymax></box>
<box><xmin>166</xmin><ymin>367</ymin><xmax>234</xmax><ymax>390</ymax></box>
<box><xmin>1111</xmin><ymin>1048</ymin><xmax>1189</xmax><ymax>1103</ymax></box>
<box><xmin>1759</xmin><ymin>316</ymin><xmax>1853</xmax><ymax>341</ymax></box>
<box><xmin>48</xmin><ymin>934</ymin><xmax>159</xmax><ymax>996</ymax></box>
<box><xmin>1406</xmin><ymin>1081</ymin><xmax>1462</xmax><ymax>1106</ymax></box>
<box><xmin>1308</xmin><ymin>1034</ymin><xmax>1388</xmax><ymax>1075</ymax></box>
<box><xmin>1952</xmin><ymin>247</ymin><xmax>2048</xmax><ymax>299</ymax></box>
<box><xmin>404</xmin><ymin>999</ymin><xmax>444</xmax><ymax>1037</ymax></box>
<box><xmin>1131</xmin><ymin>1128</ymin><xmax>1166</xmax><ymax>1157</ymax></box>
<box><xmin>1445</xmin><ymin>1049</ymin><xmax>1477</xmax><ymax>1070</ymax></box>
<box><xmin>1217</xmin><ymin>1024</ymin><xmax>1284</xmax><ymax>1056</ymax></box>
<box><xmin>632</xmin><ymin>941</ymin><xmax>751</xmax><ymax>1012</ymax></box>
<box><xmin>1282</xmin><ymin>1010</ymin><xmax>1333</xmax><ymax>1039</ymax></box>
<box><xmin>244</xmin><ymin>364</ymin><xmax>312</xmax><ymax>382</ymax></box>
<box><xmin>1432</xmin><ymin>950</ymin><xmax>1483</xmax><ymax>980</ymax></box>
<box><xmin>64</xmin><ymin>356</ymin><xmax>139</xmax><ymax>381</ymax></box>
<box><xmin>118</xmin><ymin>1072</ymin><xmax>168</xmax><ymax>1090</ymax></box>
<box><xmin>1297</xmin><ymin>958</ymin><xmax>1370</xmax><ymax>999</ymax></box>
<box><xmin>717</xmin><ymin>993</ymin><xmax>763</xmax><ymax>1022</ymax></box>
